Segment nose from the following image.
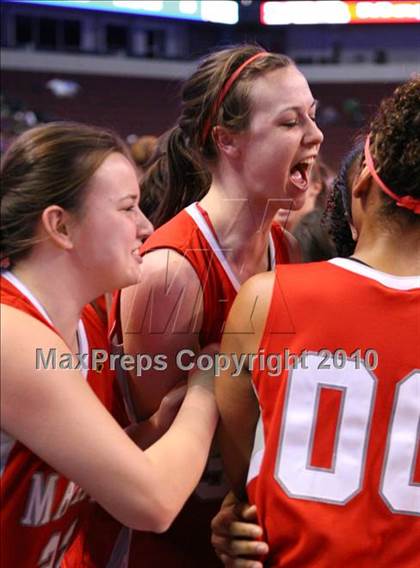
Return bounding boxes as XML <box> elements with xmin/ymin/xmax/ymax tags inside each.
<box><xmin>304</xmin><ymin>119</ymin><xmax>324</xmax><ymax>148</ymax></box>
<box><xmin>136</xmin><ymin>207</ymin><xmax>154</xmax><ymax>242</ymax></box>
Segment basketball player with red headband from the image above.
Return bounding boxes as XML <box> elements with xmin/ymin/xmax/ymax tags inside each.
<box><xmin>0</xmin><ymin>122</ymin><xmax>219</xmax><ymax>568</ymax></box>
<box><xmin>117</xmin><ymin>44</ymin><xmax>323</xmax><ymax>566</ymax></box>
<box><xmin>214</xmin><ymin>77</ymin><xmax>420</xmax><ymax>567</ymax></box>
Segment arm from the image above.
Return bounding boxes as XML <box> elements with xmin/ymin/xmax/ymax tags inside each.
<box><xmin>1</xmin><ymin>305</ymin><xmax>217</xmax><ymax>533</ymax></box>
<box><xmin>126</xmin><ymin>381</ymin><xmax>187</xmax><ymax>448</ymax></box>
<box><xmin>121</xmin><ymin>249</ymin><xmax>203</xmax><ymax>419</ymax></box>
<box><xmin>215</xmin><ymin>272</ymin><xmax>274</xmax><ymax>498</ymax></box>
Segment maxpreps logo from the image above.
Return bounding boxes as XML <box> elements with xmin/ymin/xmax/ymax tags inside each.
<box><xmin>35</xmin><ymin>348</ymin><xmax>168</xmax><ymax>376</ymax></box>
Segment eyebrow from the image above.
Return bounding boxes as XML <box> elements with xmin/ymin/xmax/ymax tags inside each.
<box><xmin>118</xmin><ymin>194</ymin><xmax>139</xmax><ymax>202</ymax></box>
<box><xmin>278</xmin><ymin>99</ymin><xmax>319</xmax><ymax>114</ymax></box>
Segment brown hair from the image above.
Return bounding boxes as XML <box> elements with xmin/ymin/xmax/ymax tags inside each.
<box><xmin>130</xmin><ymin>135</ymin><xmax>158</xmax><ymax>170</ymax></box>
<box><xmin>1</xmin><ymin>121</ymin><xmax>131</xmax><ymax>265</ymax></box>
<box><xmin>142</xmin><ymin>44</ymin><xmax>293</xmax><ymax>227</ymax></box>
<box><xmin>311</xmin><ymin>156</ymin><xmax>335</xmax><ymax>210</ymax></box>
<box><xmin>368</xmin><ymin>76</ymin><xmax>420</xmax><ymax>224</ymax></box>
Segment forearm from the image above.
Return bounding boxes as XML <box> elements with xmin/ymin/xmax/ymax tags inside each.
<box><xmin>128</xmin><ymin>366</ymin><xmax>179</xmax><ymax>419</ymax></box>
<box><xmin>127</xmin><ymin>380</ymin><xmax>189</xmax><ymax>449</ymax></box>
<box><xmin>2</xmin><ymin>313</ymin><xmax>216</xmax><ymax>534</ymax></box>
<box><xmin>125</xmin><ymin>418</ymin><xmax>164</xmax><ymax>449</ymax></box>
<box><xmin>127</xmin><ymin>347</ymin><xmax>196</xmax><ymax>420</ymax></box>
<box><xmin>145</xmin><ymin>381</ymin><xmax>218</xmax><ymax>513</ymax></box>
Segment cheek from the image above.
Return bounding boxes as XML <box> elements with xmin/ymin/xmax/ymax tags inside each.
<box><xmin>265</xmin><ymin>136</ymin><xmax>295</xmax><ymax>166</ymax></box>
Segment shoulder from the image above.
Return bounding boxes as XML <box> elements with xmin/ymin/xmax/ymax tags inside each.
<box><xmin>240</xmin><ymin>270</ymin><xmax>276</xmax><ymax>299</ymax></box>
<box><xmin>120</xmin><ymin>248</ymin><xmax>203</xmax><ymax>333</ymax></box>
<box><xmin>275</xmin><ymin>258</ymin><xmax>343</xmax><ymax>282</ymax></box>
<box><xmin>141</xmin><ymin>209</ymin><xmax>197</xmax><ymax>254</ymax></box>
<box><xmin>1</xmin><ymin>301</ymin><xmax>57</xmax><ymax>340</ymax></box>
<box><xmin>124</xmin><ymin>248</ymin><xmax>201</xmax><ymax>298</ymax></box>
<box><xmin>1</xmin><ymin>305</ymin><xmax>71</xmax><ymax>425</ymax></box>
<box><xmin>1</xmin><ymin>304</ymin><xmax>64</xmax><ymax>360</ymax></box>
<box><xmin>270</xmin><ymin>260</ymin><xmax>345</xmax><ymax>313</ymax></box>
<box><xmin>223</xmin><ymin>272</ymin><xmax>275</xmax><ymax>354</ymax></box>
<box><xmin>273</xmin><ymin>259</ymin><xmax>330</xmax><ymax>284</ymax></box>
<box><xmin>239</xmin><ymin>271</ymin><xmax>275</xmax><ymax>320</ymax></box>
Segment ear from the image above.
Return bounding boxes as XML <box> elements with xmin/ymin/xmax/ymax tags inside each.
<box><xmin>349</xmin><ymin>223</ymin><xmax>358</xmax><ymax>241</ymax></box>
<box><xmin>41</xmin><ymin>206</ymin><xmax>75</xmax><ymax>250</ymax></box>
<box><xmin>352</xmin><ymin>165</ymin><xmax>371</xmax><ymax>199</ymax></box>
<box><xmin>212</xmin><ymin>126</ymin><xmax>240</xmax><ymax>159</ymax></box>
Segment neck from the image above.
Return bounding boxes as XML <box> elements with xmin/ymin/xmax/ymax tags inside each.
<box><xmin>10</xmin><ymin>252</ymin><xmax>92</xmax><ymax>350</ymax></box>
<box><xmin>353</xmin><ymin>222</ymin><xmax>420</xmax><ymax>276</ymax></box>
<box><xmin>199</xmin><ymin>179</ymin><xmax>278</xmax><ymax>281</ymax></box>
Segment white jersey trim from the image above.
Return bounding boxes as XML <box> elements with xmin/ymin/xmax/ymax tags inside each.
<box><xmin>1</xmin><ymin>270</ymin><xmax>89</xmax><ymax>378</ymax></box>
<box><xmin>105</xmin><ymin>525</ymin><xmax>132</xmax><ymax>568</ymax></box>
<box><xmin>185</xmin><ymin>202</ymin><xmax>276</xmax><ymax>292</ymax></box>
<box><xmin>247</xmin><ymin>382</ymin><xmax>266</xmax><ymax>485</ymax></box>
<box><xmin>328</xmin><ymin>258</ymin><xmax>420</xmax><ymax>291</ymax></box>
<box><xmin>1</xmin><ymin>430</ymin><xmax>16</xmax><ymax>476</ymax></box>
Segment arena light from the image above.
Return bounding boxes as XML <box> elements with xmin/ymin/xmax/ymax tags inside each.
<box><xmin>261</xmin><ymin>1</ymin><xmax>351</xmax><ymax>24</ymax></box>
<box><xmin>201</xmin><ymin>1</ymin><xmax>239</xmax><ymax>24</ymax></box>
<box><xmin>354</xmin><ymin>1</ymin><xmax>420</xmax><ymax>22</ymax></box>
<box><xmin>8</xmin><ymin>0</ymin><xmax>239</xmax><ymax>24</ymax></box>
<box><xmin>261</xmin><ymin>1</ymin><xmax>420</xmax><ymax>24</ymax></box>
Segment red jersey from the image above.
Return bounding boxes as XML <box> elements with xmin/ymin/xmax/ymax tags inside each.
<box><xmin>247</xmin><ymin>258</ymin><xmax>420</xmax><ymax>567</ymax></box>
<box><xmin>119</xmin><ymin>203</ymin><xmax>291</xmax><ymax>567</ymax></box>
<box><xmin>141</xmin><ymin>202</ymin><xmax>290</xmax><ymax>345</ymax></box>
<box><xmin>0</xmin><ymin>272</ymin><xmax>127</xmax><ymax>568</ymax></box>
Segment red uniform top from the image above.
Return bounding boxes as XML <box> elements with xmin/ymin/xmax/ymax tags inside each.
<box><xmin>141</xmin><ymin>203</ymin><xmax>290</xmax><ymax>346</ymax></box>
<box><xmin>0</xmin><ymin>272</ymin><xmax>127</xmax><ymax>568</ymax></box>
<box><xmin>247</xmin><ymin>258</ymin><xmax>420</xmax><ymax>567</ymax></box>
<box><xmin>115</xmin><ymin>203</ymin><xmax>291</xmax><ymax>567</ymax></box>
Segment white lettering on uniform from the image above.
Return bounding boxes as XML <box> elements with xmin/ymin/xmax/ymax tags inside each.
<box><xmin>53</xmin><ymin>481</ymin><xmax>77</xmax><ymax>521</ymax></box>
<box><xmin>21</xmin><ymin>473</ymin><xmax>59</xmax><ymax>526</ymax></box>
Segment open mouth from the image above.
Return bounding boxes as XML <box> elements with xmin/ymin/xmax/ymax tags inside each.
<box><xmin>289</xmin><ymin>158</ymin><xmax>315</xmax><ymax>191</ymax></box>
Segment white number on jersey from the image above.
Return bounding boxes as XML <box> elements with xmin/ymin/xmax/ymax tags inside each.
<box><xmin>249</xmin><ymin>354</ymin><xmax>420</xmax><ymax>516</ymax></box>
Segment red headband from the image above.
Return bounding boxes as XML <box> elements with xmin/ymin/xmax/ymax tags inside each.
<box><xmin>364</xmin><ymin>136</ymin><xmax>420</xmax><ymax>214</ymax></box>
<box><xmin>201</xmin><ymin>51</ymin><xmax>268</xmax><ymax>145</ymax></box>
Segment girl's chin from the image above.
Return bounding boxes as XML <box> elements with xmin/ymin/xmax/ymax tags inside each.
<box><xmin>286</xmin><ymin>194</ymin><xmax>307</xmax><ymax>212</ymax></box>
<box><xmin>120</xmin><ymin>267</ymin><xmax>143</xmax><ymax>289</ymax></box>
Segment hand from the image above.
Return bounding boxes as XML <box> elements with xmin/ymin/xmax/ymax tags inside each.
<box><xmin>153</xmin><ymin>381</ymin><xmax>187</xmax><ymax>431</ymax></box>
<box><xmin>211</xmin><ymin>491</ymin><xmax>268</xmax><ymax>568</ymax></box>
<box><xmin>125</xmin><ymin>382</ymin><xmax>187</xmax><ymax>447</ymax></box>
<box><xmin>187</xmin><ymin>343</ymin><xmax>220</xmax><ymax>394</ymax></box>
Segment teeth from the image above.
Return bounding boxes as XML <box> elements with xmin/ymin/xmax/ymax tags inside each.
<box><xmin>291</xmin><ymin>157</ymin><xmax>315</xmax><ymax>172</ymax></box>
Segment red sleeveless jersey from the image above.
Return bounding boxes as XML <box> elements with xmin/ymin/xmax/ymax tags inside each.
<box><xmin>247</xmin><ymin>258</ymin><xmax>420</xmax><ymax>567</ymax></box>
<box><xmin>141</xmin><ymin>202</ymin><xmax>290</xmax><ymax>345</ymax></box>
<box><xmin>0</xmin><ymin>273</ymin><xmax>127</xmax><ymax>568</ymax></box>
<box><xmin>116</xmin><ymin>203</ymin><xmax>291</xmax><ymax>567</ymax></box>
